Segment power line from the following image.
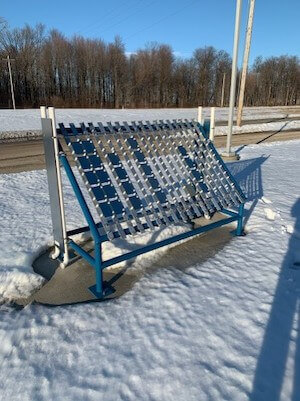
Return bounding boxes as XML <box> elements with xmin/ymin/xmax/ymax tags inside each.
<box><xmin>76</xmin><ymin>0</ymin><xmax>138</xmax><ymax>37</ymax></box>
<box><xmin>123</xmin><ymin>0</ymin><xmax>198</xmax><ymax>42</ymax></box>
<box><xmin>91</xmin><ymin>0</ymin><xmax>159</xmax><ymax>39</ymax></box>
<box><xmin>77</xmin><ymin>0</ymin><xmax>157</xmax><ymax>39</ymax></box>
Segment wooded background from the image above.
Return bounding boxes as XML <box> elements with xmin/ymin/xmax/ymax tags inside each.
<box><xmin>0</xmin><ymin>24</ymin><xmax>299</xmax><ymax>109</ymax></box>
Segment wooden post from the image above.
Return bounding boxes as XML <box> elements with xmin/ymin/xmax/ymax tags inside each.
<box><xmin>2</xmin><ymin>55</ymin><xmax>16</xmax><ymax>109</ymax></box>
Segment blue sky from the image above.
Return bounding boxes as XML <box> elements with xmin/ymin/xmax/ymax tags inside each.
<box><xmin>2</xmin><ymin>0</ymin><xmax>299</xmax><ymax>65</ymax></box>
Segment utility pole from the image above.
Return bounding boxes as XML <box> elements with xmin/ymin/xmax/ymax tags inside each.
<box><xmin>2</xmin><ymin>55</ymin><xmax>16</xmax><ymax>109</ymax></box>
<box><xmin>237</xmin><ymin>0</ymin><xmax>256</xmax><ymax>126</ymax></box>
<box><xmin>220</xmin><ymin>72</ymin><xmax>226</xmax><ymax>107</ymax></box>
<box><xmin>222</xmin><ymin>0</ymin><xmax>242</xmax><ymax>160</ymax></box>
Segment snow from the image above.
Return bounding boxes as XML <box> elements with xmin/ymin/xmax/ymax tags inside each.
<box><xmin>264</xmin><ymin>208</ymin><xmax>277</xmax><ymax>221</ymax></box>
<box><xmin>1</xmin><ymin>139</ymin><xmax>300</xmax><ymax>400</ymax></box>
<box><xmin>0</xmin><ymin>106</ymin><xmax>299</xmax><ymax>138</ymax></box>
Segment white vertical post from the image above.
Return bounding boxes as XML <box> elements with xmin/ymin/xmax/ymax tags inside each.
<box><xmin>209</xmin><ymin>107</ymin><xmax>215</xmax><ymax>141</ymax></box>
<box><xmin>223</xmin><ymin>0</ymin><xmax>242</xmax><ymax>158</ymax></box>
<box><xmin>221</xmin><ymin>73</ymin><xmax>226</xmax><ymax>107</ymax></box>
<box><xmin>40</xmin><ymin>106</ymin><xmax>47</xmax><ymax>118</ymax></box>
<box><xmin>48</xmin><ymin>107</ymin><xmax>69</xmax><ymax>268</ymax></box>
<box><xmin>237</xmin><ymin>0</ymin><xmax>256</xmax><ymax>126</ymax></box>
<box><xmin>197</xmin><ymin>106</ymin><xmax>204</xmax><ymax>125</ymax></box>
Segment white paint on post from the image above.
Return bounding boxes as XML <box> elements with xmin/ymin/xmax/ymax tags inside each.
<box><xmin>48</xmin><ymin>107</ymin><xmax>69</xmax><ymax>268</ymax></box>
<box><xmin>197</xmin><ymin>106</ymin><xmax>204</xmax><ymax>125</ymax></box>
<box><xmin>209</xmin><ymin>107</ymin><xmax>215</xmax><ymax>141</ymax></box>
<box><xmin>224</xmin><ymin>0</ymin><xmax>243</xmax><ymax>157</ymax></box>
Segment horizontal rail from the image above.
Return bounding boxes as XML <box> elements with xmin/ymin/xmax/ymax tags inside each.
<box><xmin>101</xmin><ymin>214</ymin><xmax>238</xmax><ymax>269</ymax></box>
<box><xmin>221</xmin><ymin>208</ymin><xmax>237</xmax><ymax>217</ymax></box>
<box><xmin>69</xmin><ymin>240</ymin><xmax>96</xmax><ymax>268</ymax></box>
<box><xmin>67</xmin><ymin>208</ymin><xmax>239</xmax><ymax>240</ymax></box>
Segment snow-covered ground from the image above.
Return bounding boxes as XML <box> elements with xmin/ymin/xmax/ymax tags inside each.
<box><xmin>1</xmin><ymin>139</ymin><xmax>300</xmax><ymax>400</ymax></box>
<box><xmin>0</xmin><ymin>106</ymin><xmax>299</xmax><ymax>140</ymax></box>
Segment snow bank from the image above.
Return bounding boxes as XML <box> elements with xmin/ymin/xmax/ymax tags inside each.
<box><xmin>0</xmin><ymin>168</ymin><xmax>191</xmax><ymax>302</ymax></box>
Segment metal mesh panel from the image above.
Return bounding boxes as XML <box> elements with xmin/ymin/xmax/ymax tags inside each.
<box><xmin>58</xmin><ymin>119</ymin><xmax>245</xmax><ymax>241</ymax></box>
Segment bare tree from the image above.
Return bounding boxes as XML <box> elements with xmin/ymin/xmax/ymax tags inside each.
<box><xmin>0</xmin><ymin>22</ymin><xmax>298</xmax><ymax>109</ymax></box>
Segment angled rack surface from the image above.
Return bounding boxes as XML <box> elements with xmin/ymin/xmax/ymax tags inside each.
<box><xmin>42</xmin><ymin>110</ymin><xmax>246</xmax><ymax>299</ymax></box>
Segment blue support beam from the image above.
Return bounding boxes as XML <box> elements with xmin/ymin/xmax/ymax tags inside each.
<box><xmin>59</xmin><ymin>153</ymin><xmax>245</xmax><ymax>299</ymax></box>
<box><xmin>94</xmin><ymin>244</ymin><xmax>102</xmax><ymax>295</ymax></box>
<box><xmin>100</xmin><ymin>214</ymin><xmax>238</xmax><ymax>269</ymax></box>
<box><xmin>69</xmin><ymin>240</ymin><xmax>96</xmax><ymax>267</ymax></box>
<box><xmin>221</xmin><ymin>208</ymin><xmax>237</xmax><ymax>217</ymax></box>
<box><xmin>66</xmin><ymin>211</ymin><xmax>242</xmax><ymax>299</ymax></box>
<box><xmin>236</xmin><ymin>203</ymin><xmax>245</xmax><ymax>236</ymax></box>
<box><xmin>89</xmin><ymin>243</ymin><xmax>115</xmax><ymax>299</ymax></box>
<box><xmin>60</xmin><ymin>154</ymin><xmax>101</xmax><ymax>243</ymax></box>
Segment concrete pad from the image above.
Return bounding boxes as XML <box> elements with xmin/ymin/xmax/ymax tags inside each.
<box><xmin>221</xmin><ymin>151</ymin><xmax>240</xmax><ymax>161</ymax></box>
<box><xmin>18</xmin><ymin>213</ymin><xmax>236</xmax><ymax>306</ymax></box>
<box><xmin>33</xmin><ymin>258</ymin><xmax>139</xmax><ymax>306</ymax></box>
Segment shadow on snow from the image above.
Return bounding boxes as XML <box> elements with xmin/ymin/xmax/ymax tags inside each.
<box><xmin>229</xmin><ymin>155</ymin><xmax>300</xmax><ymax>399</ymax></box>
<box><xmin>249</xmin><ymin>198</ymin><xmax>300</xmax><ymax>401</ymax></box>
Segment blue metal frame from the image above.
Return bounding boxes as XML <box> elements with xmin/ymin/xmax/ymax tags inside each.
<box><xmin>59</xmin><ymin>150</ymin><xmax>245</xmax><ymax>299</ymax></box>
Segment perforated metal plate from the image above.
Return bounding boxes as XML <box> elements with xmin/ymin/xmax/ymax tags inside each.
<box><xmin>58</xmin><ymin>119</ymin><xmax>245</xmax><ymax>241</ymax></box>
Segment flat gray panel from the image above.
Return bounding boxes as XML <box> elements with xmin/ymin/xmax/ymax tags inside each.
<box><xmin>42</xmin><ymin>118</ymin><xmax>64</xmax><ymax>251</ymax></box>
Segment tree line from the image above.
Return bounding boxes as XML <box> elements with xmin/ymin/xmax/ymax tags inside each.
<box><xmin>0</xmin><ymin>23</ymin><xmax>299</xmax><ymax>109</ymax></box>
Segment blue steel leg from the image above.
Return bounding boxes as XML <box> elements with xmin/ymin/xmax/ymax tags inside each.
<box><xmin>60</xmin><ymin>154</ymin><xmax>101</xmax><ymax>242</ymax></box>
<box><xmin>236</xmin><ymin>203</ymin><xmax>245</xmax><ymax>236</ymax></box>
<box><xmin>89</xmin><ymin>242</ymin><xmax>115</xmax><ymax>299</ymax></box>
<box><xmin>88</xmin><ymin>242</ymin><xmax>104</xmax><ymax>298</ymax></box>
<box><xmin>60</xmin><ymin>154</ymin><xmax>115</xmax><ymax>299</ymax></box>
<box><xmin>95</xmin><ymin>242</ymin><xmax>103</xmax><ymax>295</ymax></box>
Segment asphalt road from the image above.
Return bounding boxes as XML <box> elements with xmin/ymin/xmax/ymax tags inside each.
<box><xmin>1</xmin><ymin>129</ymin><xmax>300</xmax><ymax>174</ymax></box>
